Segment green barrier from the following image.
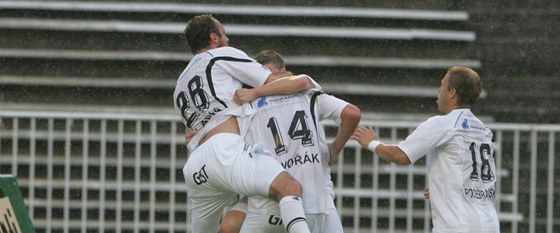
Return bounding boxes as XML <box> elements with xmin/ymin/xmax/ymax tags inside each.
<box><xmin>0</xmin><ymin>175</ymin><xmax>36</xmax><ymax>233</ymax></box>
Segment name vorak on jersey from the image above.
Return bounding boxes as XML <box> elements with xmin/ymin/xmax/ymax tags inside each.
<box><xmin>281</xmin><ymin>152</ymin><xmax>320</xmax><ymax>169</ymax></box>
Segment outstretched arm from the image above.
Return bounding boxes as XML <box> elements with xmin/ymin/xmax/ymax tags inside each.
<box><xmin>351</xmin><ymin>126</ymin><xmax>412</xmax><ymax>165</ymax></box>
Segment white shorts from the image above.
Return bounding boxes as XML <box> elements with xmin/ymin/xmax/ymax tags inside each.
<box><xmin>224</xmin><ymin>195</ymin><xmax>248</xmax><ymax>215</ymax></box>
<box><xmin>240</xmin><ymin>196</ymin><xmax>343</xmax><ymax>233</ymax></box>
<box><xmin>183</xmin><ymin>133</ymin><xmax>285</xmax><ymax>233</ymax></box>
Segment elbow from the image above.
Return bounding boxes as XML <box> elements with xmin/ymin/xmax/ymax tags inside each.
<box><xmin>395</xmin><ymin>158</ymin><xmax>412</xmax><ymax>166</ymax></box>
<box><xmin>343</xmin><ymin>104</ymin><xmax>361</xmax><ymax>124</ymax></box>
<box><xmin>391</xmin><ymin>148</ymin><xmax>412</xmax><ymax>165</ymax></box>
<box><xmin>294</xmin><ymin>75</ymin><xmax>314</xmax><ymax>91</ymax></box>
<box><xmin>395</xmin><ymin>154</ymin><xmax>412</xmax><ymax>165</ymax></box>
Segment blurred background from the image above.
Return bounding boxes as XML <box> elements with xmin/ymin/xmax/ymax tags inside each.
<box><xmin>0</xmin><ymin>0</ymin><xmax>558</xmax><ymax>232</ymax></box>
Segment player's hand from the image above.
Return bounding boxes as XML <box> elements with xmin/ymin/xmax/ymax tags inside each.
<box><xmin>185</xmin><ymin>130</ymin><xmax>197</xmax><ymax>145</ymax></box>
<box><xmin>234</xmin><ymin>88</ymin><xmax>258</xmax><ymax>105</ymax></box>
<box><xmin>423</xmin><ymin>186</ymin><xmax>430</xmax><ymax>199</ymax></box>
<box><xmin>351</xmin><ymin>126</ymin><xmax>378</xmax><ymax>148</ymax></box>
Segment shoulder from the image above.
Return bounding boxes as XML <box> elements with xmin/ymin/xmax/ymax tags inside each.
<box><xmin>422</xmin><ymin>115</ymin><xmax>449</xmax><ymax>127</ymax></box>
<box><xmin>413</xmin><ymin>114</ymin><xmax>458</xmax><ymax>135</ymax></box>
<box><xmin>208</xmin><ymin>46</ymin><xmax>250</xmax><ymax>58</ymax></box>
<box><xmin>425</xmin><ymin>110</ymin><xmax>469</xmax><ymax>128</ymax></box>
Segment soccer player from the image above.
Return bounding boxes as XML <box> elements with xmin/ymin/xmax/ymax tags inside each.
<box><xmin>221</xmin><ymin>50</ymin><xmax>361</xmax><ymax>233</ymax></box>
<box><xmin>174</xmin><ymin>14</ymin><xmax>315</xmax><ymax>233</ymax></box>
<box><xmin>352</xmin><ymin>66</ymin><xmax>500</xmax><ymax>232</ymax></box>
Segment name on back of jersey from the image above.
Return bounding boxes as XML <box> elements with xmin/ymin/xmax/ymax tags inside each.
<box><xmin>281</xmin><ymin>151</ymin><xmax>320</xmax><ymax>169</ymax></box>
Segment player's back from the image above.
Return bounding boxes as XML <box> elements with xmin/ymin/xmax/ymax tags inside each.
<box><xmin>245</xmin><ymin>92</ymin><xmax>327</xmax><ymax>214</ymax></box>
<box><xmin>173</xmin><ymin>46</ymin><xmax>271</xmax><ymax>150</ymax></box>
<box><xmin>427</xmin><ymin>109</ymin><xmax>499</xmax><ymax>232</ymax></box>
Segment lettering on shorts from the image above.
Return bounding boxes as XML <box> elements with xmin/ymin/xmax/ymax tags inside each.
<box><xmin>268</xmin><ymin>214</ymin><xmax>283</xmax><ymax>226</ymax></box>
<box><xmin>281</xmin><ymin>152</ymin><xmax>320</xmax><ymax>169</ymax></box>
<box><xmin>193</xmin><ymin>164</ymin><xmax>209</xmax><ymax>185</ymax></box>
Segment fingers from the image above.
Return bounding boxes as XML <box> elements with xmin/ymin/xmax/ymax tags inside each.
<box><xmin>352</xmin><ymin>126</ymin><xmax>372</xmax><ymax>137</ymax></box>
<box><xmin>233</xmin><ymin>90</ymin><xmax>247</xmax><ymax>105</ymax></box>
<box><xmin>233</xmin><ymin>91</ymin><xmax>242</xmax><ymax>105</ymax></box>
<box><xmin>233</xmin><ymin>89</ymin><xmax>255</xmax><ymax>105</ymax></box>
<box><xmin>423</xmin><ymin>187</ymin><xmax>430</xmax><ymax>199</ymax></box>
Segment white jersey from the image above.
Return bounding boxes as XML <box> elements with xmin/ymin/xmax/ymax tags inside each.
<box><xmin>244</xmin><ymin>89</ymin><xmax>348</xmax><ymax>215</ymax></box>
<box><xmin>173</xmin><ymin>46</ymin><xmax>271</xmax><ymax>151</ymax></box>
<box><xmin>315</xmin><ymin>95</ymin><xmax>348</xmax><ymax>201</ymax></box>
<box><xmin>398</xmin><ymin>109</ymin><xmax>500</xmax><ymax>232</ymax></box>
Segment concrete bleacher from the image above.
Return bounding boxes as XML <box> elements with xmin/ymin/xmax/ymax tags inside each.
<box><xmin>0</xmin><ymin>0</ymin><xmax>481</xmax><ymax>116</ymax></box>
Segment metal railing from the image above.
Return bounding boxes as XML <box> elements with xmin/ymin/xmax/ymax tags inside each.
<box><xmin>0</xmin><ymin>110</ymin><xmax>557</xmax><ymax>233</ymax></box>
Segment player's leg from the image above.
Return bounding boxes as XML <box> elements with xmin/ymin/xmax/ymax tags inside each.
<box><xmin>231</xmin><ymin>143</ymin><xmax>310</xmax><ymax>233</ymax></box>
<box><xmin>240</xmin><ymin>212</ymin><xmax>286</xmax><ymax>233</ymax></box>
<box><xmin>267</xmin><ymin>172</ymin><xmax>310</xmax><ymax>233</ymax></box>
<box><xmin>220</xmin><ymin>210</ymin><xmax>246</xmax><ymax>233</ymax></box>
<box><xmin>320</xmin><ymin>198</ymin><xmax>344</xmax><ymax>233</ymax></box>
<box><xmin>184</xmin><ymin>163</ymin><xmax>237</xmax><ymax>233</ymax></box>
<box><xmin>220</xmin><ymin>196</ymin><xmax>248</xmax><ymax>233</ymax></box>
<box><xmin>303</xmin><ymin>213</ymin><xmax>323</xmax><ymax>233</ymax></box>
<box><xmin>222</xmin><ymin>141</ymin><xmax>310</xmax><ymax>233</ymax></box>
<box><xmin>182</xmin><ymin>134</ymin><xmax>240</xmax><ymax>233</ymax></box>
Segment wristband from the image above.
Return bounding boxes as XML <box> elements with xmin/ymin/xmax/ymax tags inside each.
<box><xmin>367</xmin><ymin>140</ymin><xmax>381</xmax><ymax>152</ymax></box>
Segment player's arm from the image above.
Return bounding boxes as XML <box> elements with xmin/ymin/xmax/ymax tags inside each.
<box><xmin>329</xmin><ymin>104</ymin><xmax>361</xmax><ymax>165</ymax></box>
<box><xmin>266</xmin><ymin>71</ymin><xmax>294</xmax><ymax>81</ymax></box>
<box><xmin>234</xmin><ymin>75</ymin><xmax>313</xmax><ymax>104</ymax></box>
<box><xmin>351</xmin><ymin>126</ymin><xmax>411</xmax><ymax>165</ymax></box>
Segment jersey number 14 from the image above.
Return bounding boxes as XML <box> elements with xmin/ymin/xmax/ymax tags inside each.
<box><xmin>266</xmin><ymin>110</ymin><xmax>314</xmax><ymax>155</ymax></box>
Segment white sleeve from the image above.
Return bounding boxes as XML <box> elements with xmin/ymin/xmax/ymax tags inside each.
<box><xmin>300</xmin><ymin>74</ymin><xmax>322</xmax><ymax>92</ymax></box>
<box><xmin>397</xmin><ymin>116</ymin><xmax>453</xmax><ymax>164</ymax></box>
<box><xmin>214</xmin><ymin>47</ymin><xmax>271</xmax><ymax>87</ymax></box>
<box><xmin>316</xmin><ymin>93</ymin><xmax>348</xmax><ymax>122</ymax></box>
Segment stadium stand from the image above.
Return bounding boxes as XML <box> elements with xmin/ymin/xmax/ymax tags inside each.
<box><xmin>0</xmin><ymin>0</ymin><xmax>482</xmax><ymax>118</ymax></box>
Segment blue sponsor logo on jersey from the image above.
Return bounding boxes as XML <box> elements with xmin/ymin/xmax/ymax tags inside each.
<box><xmin>257</xmin><ymin>97</ymin><xmax>268</xmax><ymax>108</ymax></box>
<box><xmin>462</xmin><ymin>119</ymin><xmax>487</xmax><ymax>131</ymax></box>
<box><xmin>462</xmin><ymin>119</ymin><xmax>470</xmax><ymax>129</ymax></box>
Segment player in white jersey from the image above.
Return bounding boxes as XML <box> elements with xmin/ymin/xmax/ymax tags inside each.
<box><xmin>352</xmin><ymin>66</ymin><xmax>500</xmax><ymax>233</ymax></box>
<box><xmin>220</xmin><ymin>50</ymin><xmax>361</xmax><ymax>233</ymax></box>
<box><xmin>174</xmin><ymin>15</ymin><xmax>314</xmax><ymax>233</ymax></box>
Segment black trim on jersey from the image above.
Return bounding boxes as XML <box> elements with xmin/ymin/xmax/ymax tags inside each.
<box><xmin>285</xmin><ymin>217</ymin><xmax>307</xmax><ymax>232</ymax></box>
<box><xmin>310</xmin><ymin>91</ymin><xmax>324</xmax><ymax>132</ymax></box>
<box><xmin>453</xmin><ymin>111</ymin><xmax>465</xmax><ymax>128</ymax></box>
<box><xmin>205</xmin><ymin>56</ymin><xmax>255</xmax><ymax>108</ymax></box>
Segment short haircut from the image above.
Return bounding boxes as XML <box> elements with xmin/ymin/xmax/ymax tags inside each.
<box><xmin>254</xmin><ymin>50</ymin><xmax>285</xmax><ymax>70</ymax></box>
<box><xmin>446</xmin><ymin>66</ymin><xmax>482</xmax><ymax>106</ymax></box>
<box><xmin>183</xmin><ymin>14</ymin><xmax>220</xmax><ymax>54</ymax></box>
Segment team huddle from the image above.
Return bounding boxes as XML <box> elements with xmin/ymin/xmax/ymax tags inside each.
<box><xmin>173</xmin><ymin>14</ymin><xmax>500</xmax><ymax>233</ymax></box>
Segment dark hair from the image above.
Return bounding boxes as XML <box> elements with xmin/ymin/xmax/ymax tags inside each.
<box><xmin>254</xmin><ymin>50</ymin><xmax>285</xmax><ymax>70</ymax></box>
<box><xmin>183</xmin><ymin>14</ymin><xmax>220</xmax><ymax>54</ymax></box>
<box><xmin>446</xmin><ymin>66</ymin><xmax>482</xmax><ymax>106</ymax></box>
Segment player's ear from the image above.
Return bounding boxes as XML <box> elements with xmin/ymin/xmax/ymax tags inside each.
<box><xmin>449</xmin><ymin>88</ymin><xmax>458</xmax><ymax>99</ymax></box>
<box><xmin>209</xmin><ymin>33</ymin><xmax>219</xmax><ymax>43</ymax></box>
